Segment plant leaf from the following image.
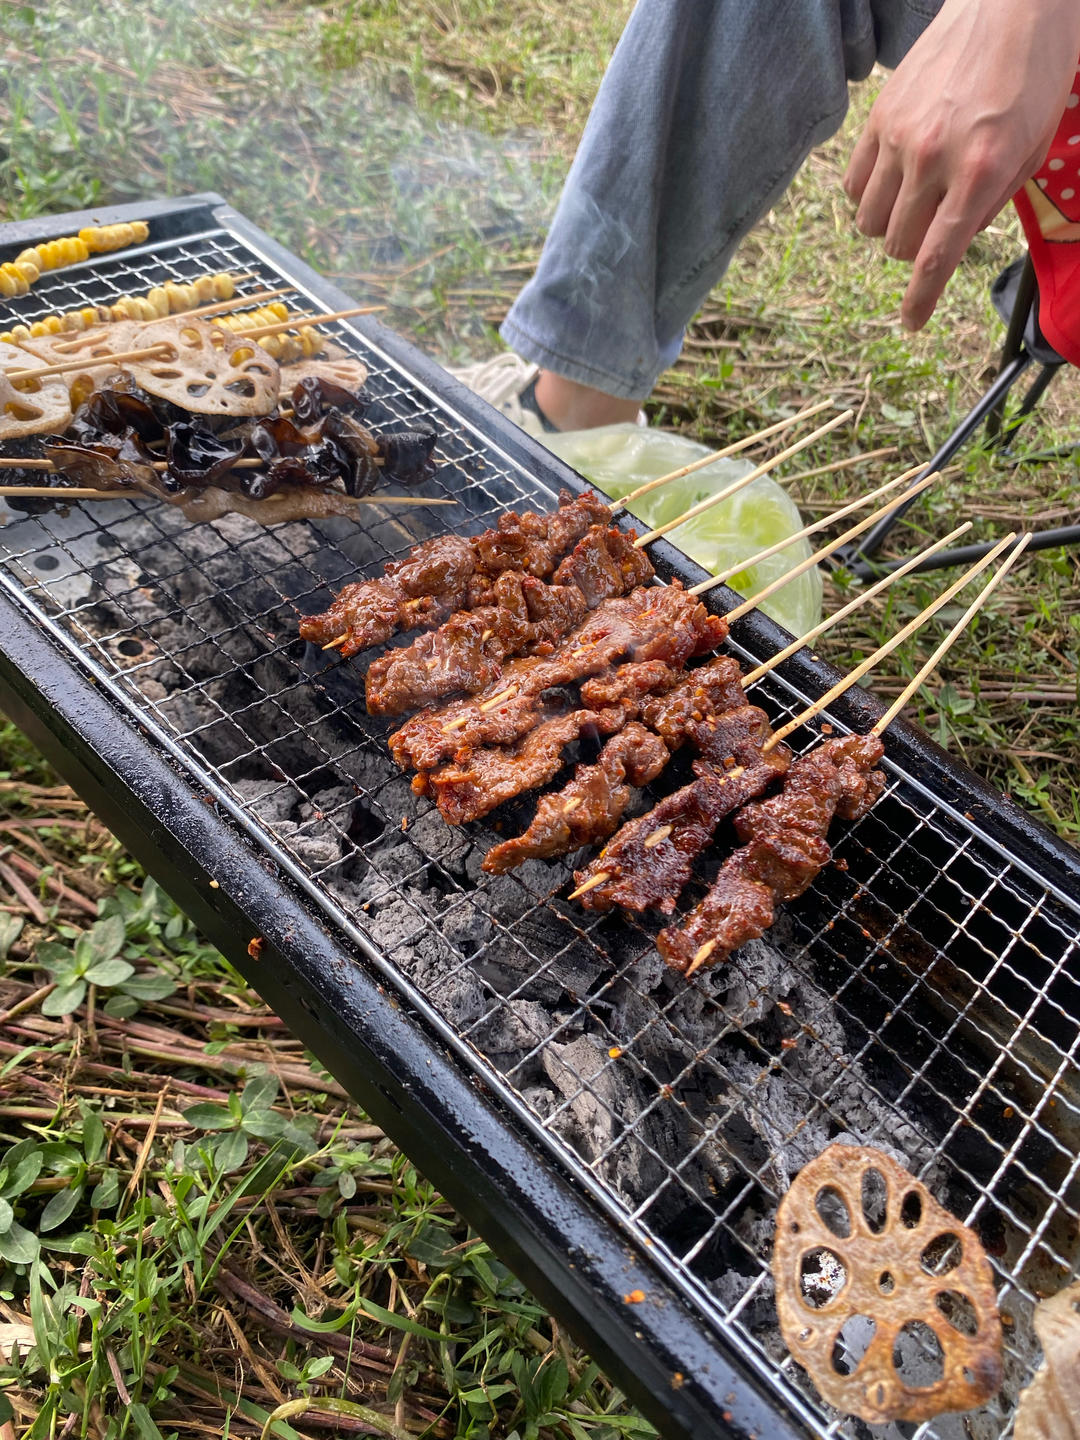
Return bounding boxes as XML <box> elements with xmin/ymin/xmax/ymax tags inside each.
<box><xmin>0</xmin><ymin>1222</ymin><xmax>39</xmax><ymax>1265</ymax></box>
<box><xmin>41</xmin><ymin>978</ymin><xmax>87</xmax><ymax>1017</ymax></box>
<box><xmin>0</xmin><ymin>1140</ymin><xmax>43</xmax><ymax>1197</ymax></box>
<box><xmin>0</xmin><ymin>1199</ymin><xmax>13</xmax><ymax>1233</ymax></box>
<box><xmin>183</xmin><ymin>1103</ymin><xmax>235</xmax><ymax>1131</ymax></box>
<box><xmin>83</xmin><ymin>957</ymin><xmax>135</xmax><ymax>987</ymax></box>
<box><xmin>40</xmin><ymin>1185</ymin><xmax>82</xmax><ymax>1232</ymax></box>
<box><xmin>0</xmin><ymin>914</ymin><xmax>23</xmax><ymax>961</ymax></box>
<box><xmin>80</xmin><ymin>1107</ymin><xmax>105</xmax><ymax>1165</ymax></box>
<box><xmin>215</xmin><ymin>1129</ymin><xmax>249</xmax><ymax>1173</ymax></box>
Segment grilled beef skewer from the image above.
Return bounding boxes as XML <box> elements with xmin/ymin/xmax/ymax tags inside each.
<box><xmin>571</xmin><ymin>706</ymin><xmax>791</xmax><ymax>911</ymax></box>
<box><xmin>419</xmin><ymin>656</ymin><xmax>690</xmax><ymax>824</ymax></box>
<box><xmin>389</xmin><ymin>582</ymin><xmax>728</xmax><ymax>773</ymax></box>
<box><xmin>657</xmin><ymin>734</ymin><xmax>885</xmax><ymax>974</ymax></box>
<box><xmin>365</xmin><ymin>524</ymin><xmax>653</xmax><ymax>716</ymax></box>
<box><xmin>299</xmin><ymin>488</ymin><xmax>610</xmax><ymax>654</ymax></box>
<box><xmin>480</xmin><ymin>724</ymin><xmax>671</xmax><ymax>874</ymax></box>
<box><xmin>481</xmin><ymin>654</ymin><xmax>747</xmax><ymax>873</ymax></box>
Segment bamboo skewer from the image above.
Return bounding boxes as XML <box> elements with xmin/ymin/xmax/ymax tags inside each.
<box><xmin>3</xmin><ymin>305</ymin><xmax>385</xmax><ymax>385</ymax></box>
<box><xmin>609</xmin><ymin>400</ymin><xmax>834</xmax><ymax>513</ymax></box>
<box><xmin>690</xmin><ymin>465</ymin><xmax>930</xmax><ymax>600</ymax></box>
<box><xmin>717</xmin><ymin>471</ymin><xmax>939</xmax><ymax>617</ymax></box>
<box><xmin>762</xmin><ymin>531</ymin><xmax>1020</xmax><ymax>752</ymax></box>
<box><xmin>869</xmin><ymin>533</ymin><xmax>1032</xmax><ymax>735</ymax></box>
<box><xmin>738</xmin><ymin>521</ymin><xmax>974</xmax><ymax>685</ymax></box>
<box><xmin>631</xmin><ymin>409</ymin><xmax>855</xmax><ymax>548</ymax></box>
<box><xmin>0</xmin><ymin>485</ymin><xmax>455</xmax><ymax>509</ymax></box>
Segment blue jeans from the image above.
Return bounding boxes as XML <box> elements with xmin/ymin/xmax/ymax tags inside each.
<box><xmin>501</xmin><ymin>0</ymin><xmax>944</xmax><ymax>400</ymax></box>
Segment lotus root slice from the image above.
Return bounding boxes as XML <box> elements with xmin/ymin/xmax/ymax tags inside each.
<box><xmin>1014</xmin><ymin>1279</ymin><xmax>1080</xmax><ymax>1440</ymax></box>
<box><xmin>772</xmin><ymin>1143</ymin><xmax>1003</xmax><ymax>1424</ymax></box>
<box><xmin>124</xmin><ymin>317</ymin><xmax>279</xmax><ymax>416</ymax></box>
<box><xmin>0</xmin><ymin>340</ymin><xmax>72</xmax><ymax>437</ymax></box>
<box><xmin>280</xmin><ymin>356</ymin><xmax>369</xmax><ymax>396</ymax></box>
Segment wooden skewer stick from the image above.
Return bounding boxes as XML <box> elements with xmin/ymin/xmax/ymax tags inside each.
<box><xmin>762</xmin><ymin>531</ymin><xmax>1020</xmax><ymax>752</ymax></box>
<box><xmin>777</xmin><ymin>445</ymin><xmax>898</xmax><ymax>485</ymax></box>
<box><xmin>48</xmin><ymin>287</ymin><xmax>297</xmax><ymax>350</ymax></box>
<box><xmin>608</xmin><ymin>399</ymin><xmax>834</xmax><ymax>513</ymax></box>
<box><xmin>322</xmin><ymin>635</ymin><xmax>350</xmax><ymax>651</ymax></box>
<box><xmin>690</xmin><ymin>464</ymin><xmax>930</xmax><ymax>599</ymax></box>
<box><xmin>4</xmin><ymin>305</ymin><xmax>385</xmax><ymax>384</ymax></box>
<box><xmin>0</xmin><ymin>485</ymin><xmax>455</xmax><ymax>508</ymax></box>
<box><xmin>631</xmin><ymin>409</ymin><xmax>855</xmax><ymax>548</ymax></box>
<box><xmin>568</xmin><ymin>871</ymin><xmax>611</xmax><ymax>900</ymax></box>
<box><xmin>738</xmin><ymin>520</ymin><xmax>974</xmax><ymax>686</ymax></box>
<box><xmin>869</xmin><ymin>533</ymin><xmax>1032</xmax><ymax>735</ymax></box>
<box><xmin>231</xmin><ymin>304</ymin><xmax>384</xmax><ymax>343</ymax></box>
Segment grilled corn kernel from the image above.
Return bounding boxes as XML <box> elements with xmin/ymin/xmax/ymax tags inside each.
<box><xmin>146</xmin><ymin>286</ymin><xmax>169</xmax><ymax>318</ymax></box>
<box><xmin>192</xmin><ymin>275</ymin><xmax>214</xmax><ymax>302</ymax></box>
<box><xmin>0</xmin><ymin>270</ymin><xmax>18</xmax><ymax>299</ymax></box>
<box><xmin>14</xmin><ymin>259</ymin><xmax>39</xmax><ymax>285</ymax></box>
<box><xmin>14</xmin><ymin>247</ymin><xmax>41</xmax><ymax>270</ymax></box>
<box><xmin>212</xmin><ymin>272</ymin><xmax>235</xmax><ymax>300</ymax></box>
<box><xmin>60</xmin><ymin>310</ymin><xmax>87</xmax><ymax>332</ymax></box>
<box><xmin>42</xmin><ymin>316</ymin><xmax>64</xmax><ymax>334</ymax></box>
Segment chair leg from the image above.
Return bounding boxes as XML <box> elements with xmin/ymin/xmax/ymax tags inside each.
<box><xmin>985</xmin><ymin>252</ymin><xmax>1037</xmax><ymax>443</ymax></box>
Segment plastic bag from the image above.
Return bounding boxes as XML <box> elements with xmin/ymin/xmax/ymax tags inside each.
<box><xmin>543</xmin><ymin>422</ymin><xmax>823</xmax><ymax>637</ymax></box>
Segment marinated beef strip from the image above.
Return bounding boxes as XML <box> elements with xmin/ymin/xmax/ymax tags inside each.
<box><xmin>425</xmin><ymin>705</ymin><xmax>644</xmax><ymax>824</ymax></box>
<box><xmin>472</xmin><ymin>489</ymin><xmax>611</xmax><ymax>577</ymax></box>
<box><xmin>420</xmin><ymin>658</ymin><xmax>691</xmax><ymax>825</ymax></box>
<box><xmin>364</xmin><ymin>524</ymin><xmax>653</xmax><ymax>716</ymax></box>
<box><xmin>573</xmin><ymin>705</ymin><xmax>792</xmax><ymax>913</ymax></box>
<box><xmin>299</xmin><ymin>533</ymin><xmax>476</xmax><ymax>652</ymax></box>
<box><xmin>657</xmin><ymin>734</ymin><xmax>886</xmax><ymax>974</ymax></box>
<box><xmin>299</xmin><ymin>489</ymin><xmax>609</xmax><ymax>653</ymax></box>
<box><xmin>483</xmin><ymin>654</ymin><xmax>746</xmax><ymax>874</ymax></box>
<box><xmin>482</xmin><ymin>724</ymin><xmax>670</xmax><ymax>873</ymax></box>
<box><xmin>388</xmin><ymin>582</ymin><xmax>728</xmax><ymax>772</ymax></box>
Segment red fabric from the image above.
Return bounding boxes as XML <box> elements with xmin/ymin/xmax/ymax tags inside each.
<box><xmin>1014</xmin><ymin>64</ymin><xmax>1080</xmax><ymax>367</ymax></box>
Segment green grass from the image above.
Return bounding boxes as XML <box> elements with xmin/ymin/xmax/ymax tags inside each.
<box><xmin>1</xmin><ymin>0</ymin><xmax>1079</xmax><ymax>1433</ymax></box>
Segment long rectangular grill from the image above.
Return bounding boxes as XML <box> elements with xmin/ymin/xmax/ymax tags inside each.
<box><xmin>1</xmin><ymin>198</ymin><xmax>1078</xmax><ymax>1440</ymax></box>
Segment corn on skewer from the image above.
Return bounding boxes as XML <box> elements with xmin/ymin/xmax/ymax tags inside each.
<box><xmin>0</xmin><ymin>221</ymin><xmax>151</xmax><ymax>300</ymax></box>
<box><xmin>0</xmin><ymin>268</ymin><xmax>247</xmax><ymax>344</ymax></box>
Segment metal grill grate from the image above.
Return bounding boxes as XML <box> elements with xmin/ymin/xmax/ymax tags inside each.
<box><xmin>1</xmin><ymin>204</ymin><xmax>1078</xmax><ymax>1440</ymax></box>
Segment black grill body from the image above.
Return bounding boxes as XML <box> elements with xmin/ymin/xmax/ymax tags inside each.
<box><xmin>0</xmin><ymin>196</ymin><xmax>1078</xmax><ymax>1440</ymax></box>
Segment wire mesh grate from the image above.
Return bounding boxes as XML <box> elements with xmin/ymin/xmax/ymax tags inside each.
<box><xmin>1</xmin><ymin>213</ymin><xmax>1078</xmax><ymax>1439</ymax></box>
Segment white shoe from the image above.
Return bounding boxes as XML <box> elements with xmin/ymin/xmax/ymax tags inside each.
<box><xmin>447</xmin><ymin>351</ymin><xmax>648</xmax><ymax>436</ymax></box>
<box><xmin>446</xmin><ymin>352</ymin><xmax>548</xmax><ymax>437</ymax></box>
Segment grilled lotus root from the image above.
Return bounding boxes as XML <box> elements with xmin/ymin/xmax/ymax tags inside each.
<box><xmin>123</xmin><ymin>317</ymin><xmax>279</xmax><ymax>416</ymax></box>
<box><xmin>282</xmin><ymin>356</ymin><xmax>369</xmax><ymax>394</ymax></box>
<box><xmin>0</xmin><ymin>341</ymin><xmax>72</xmax><ymax>438</ymax></box>
<box><xmin>1013</xmin><ymin>1279</ymin><xmax>1080</xmax><ymax>1440</ymax></box>
<box><xmin>772</xmin><ymin>1143</ymin><xmax>1002</xmax><ymax>1424</ymax></box>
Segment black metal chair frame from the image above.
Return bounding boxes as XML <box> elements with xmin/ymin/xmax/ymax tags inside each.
<box><xmin>841</xmin><ymin>252</ymin><xmax>1080</xmax><ymax>578</ymax></box>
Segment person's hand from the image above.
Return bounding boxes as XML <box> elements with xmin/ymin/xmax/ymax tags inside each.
<box><xmin>844</xmin><ymin>0</ymin><xmax>1080</xmax><ymax>330</ymax></box>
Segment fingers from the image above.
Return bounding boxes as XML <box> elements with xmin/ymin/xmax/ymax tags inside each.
<box><xmin>900</xmin><ymin>205</ymin><xmax>980</xmax><ymax>330</ymax></box>
<box><xmin>884</xmin><ymin>174</ymin><xmax>944</xmax><ymax>262</ymax></box>
<box><xmin>843</xmin><ymin>132</ymin><xmax>879</xmax><ymax>204</ymax></box>
<box><xmin>854</xmin><ymin>152</ymin><xmax>904</xmax><ymax>238</ymax></box>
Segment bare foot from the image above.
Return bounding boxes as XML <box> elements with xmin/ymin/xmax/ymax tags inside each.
<box><xmin>534</xmin><ymin>371</ymin><xmax>642</xmax><ymax>430</ymax></box>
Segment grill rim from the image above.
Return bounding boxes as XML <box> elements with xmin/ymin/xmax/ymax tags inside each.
<box><xmin>0</xmin><ymin>195</ymin><xmax>1078</xmax><ymax>1440</ymax></box>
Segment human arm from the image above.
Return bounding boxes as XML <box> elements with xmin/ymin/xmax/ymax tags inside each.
<box><xmin>843</xmin><ymin>0</ymin><xmax>1080</xmax><ymax>330</ymax></box>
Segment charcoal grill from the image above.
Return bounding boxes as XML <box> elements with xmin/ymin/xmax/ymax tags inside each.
<box><xmin>1</xmin><ymin>196</ymin><xmax>1078</xmax><ymax>1440</ymax></box>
